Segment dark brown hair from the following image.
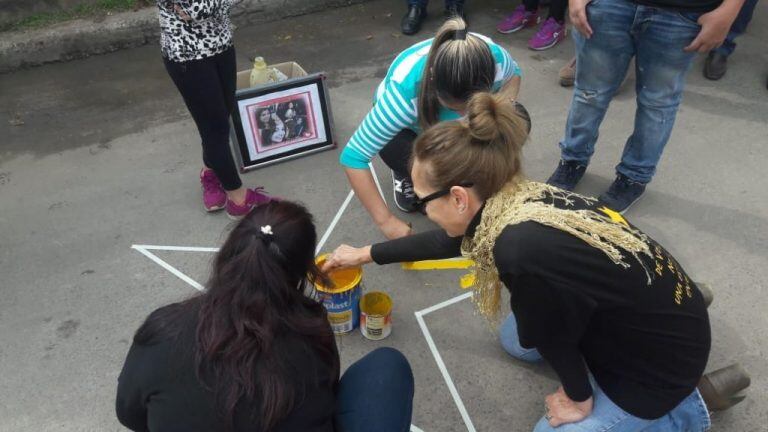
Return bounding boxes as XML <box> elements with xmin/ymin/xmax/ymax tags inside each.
<box><xmin>135</xmin><ymin>201</ymin><xmax>338</xmax><ymax>431</ymax></box>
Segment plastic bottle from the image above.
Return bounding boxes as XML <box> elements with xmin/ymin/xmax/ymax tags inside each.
<box><xmin>267</xmin><ymin>67</ymin><xmax>289</xmax><ymax>83</ymax></box>
<box><xmin>249</xmin><ymin>57</ymin><xmax>269</xmax><ymax>87</ymax></box>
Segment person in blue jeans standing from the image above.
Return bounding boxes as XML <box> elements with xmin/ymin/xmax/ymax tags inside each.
<box><xmin>402</xmin><ymin>0</ymin><xmax>466</xmax><ymax>35</ymax></box>
<box><xmin>703</xmin><ymin>0</ymin><xmax>759</xmax><ymax>80</ymax></box>
<box><xmin>547</xmin><ymin>0</ymin><xmax>746</xmax><ymax>213</ymax></box>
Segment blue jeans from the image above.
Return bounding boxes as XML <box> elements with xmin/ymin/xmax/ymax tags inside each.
<box><xmin>499</xmin><ymin>313</ymin><xmax>711</xmax><ymax>431</ymax></box>
<box><xmin>408</xmin><ymin>0</ymin><xmax>464</xmax><ymax>6</ymax></box>
<box><xmin>559</xmin><ymin>0</ymin><xmax>701</xmax><ymax>184</ymax></box>
<box><xmin>715</xmin><ymin>0</ymin><xmax>758</xmax><ymax>57</ymax></box>
<box><xmin>335</xmin><ymin>347</ymin><xmax>414</xmax><ymax>432</ymax></box>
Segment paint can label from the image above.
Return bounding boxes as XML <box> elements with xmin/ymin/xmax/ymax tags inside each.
<box><xmin>327</xmin><ymin>310</ymin><xmax>354</xmax><ymax>334</ymax></box>
<box><xmin>318</xmin><ymin>288</ymin><xmax>361</xmax><ymax>334</ymax></box>
<box><xmin>360</xmin><ymin>291</ymin><xmax>392</xmax><ymax>341</ymax></box>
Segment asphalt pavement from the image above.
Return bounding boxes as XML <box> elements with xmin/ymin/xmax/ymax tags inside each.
<box><xmin>1</xmin><ymin>0</ymin><xmax>767</xmax><ymax>430</ymax></box>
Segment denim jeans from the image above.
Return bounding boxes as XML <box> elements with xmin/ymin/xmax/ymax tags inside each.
<box><xmin>499</xmin><ymin>313</ymin><xmax>712</xmax><ymax>432</ymax></box>
<box><xmin>408</xmin><ymin>0</ymin><xmax>464</xmax><ymax>7</ymax></box>
<box><xmin>559</xmin><ymin>0</ymin><xmax>702</xmax><ymax>184</ymax></box>
<box><xmin>335</xmin><ymin>347</ymin><xmax>414</xmax><ymax>432</ymax></box>
<box><xmin>715</xmin><ymin>0</ymin><xmax>758</xmax><ymax>57</ymax></box>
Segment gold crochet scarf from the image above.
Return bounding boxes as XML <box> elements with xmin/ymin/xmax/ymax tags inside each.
<box><xmin>460</xmin><ymin>180</ymin><xmax>653</xmax><ymax>324</ymax></box>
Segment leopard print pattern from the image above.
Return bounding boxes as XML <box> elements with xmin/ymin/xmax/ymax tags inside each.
<box><xmin>157</xmin><ymin>0</ymin><xmax>235</xmax><ymax>62</ymax></box>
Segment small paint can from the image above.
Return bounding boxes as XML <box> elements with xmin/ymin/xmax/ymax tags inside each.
<box><xmin>359</xmin><ymin>291</ymin><xmax>392</xmax><ymax>340</ymax></box>
<box><xmin>314</xmin><ymin>254</ymin><xmax>363</xmax><ymax>334</ymax></box>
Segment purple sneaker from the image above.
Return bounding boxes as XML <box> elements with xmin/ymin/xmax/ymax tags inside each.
<box><xmin>528</xmin><ymin>17</ymin><xmax>566</xmax><ymax>50</ymax></box>
<box><xmin>497</xmin><ymin>5</ymin><xmax>539</xmax><ymax>34</ymax></box>
<box><xmin>226</xmin><ymin>187</ymin><xmax>274</xmax><ymax>220</ymax></box>
<box><xmin>200</xmin><ymin>169</ymin><xmax>226</xmax><ymax>212</ymax></box>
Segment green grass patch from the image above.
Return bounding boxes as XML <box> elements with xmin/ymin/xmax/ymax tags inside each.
<box><xmin>3</xmin><ymin>0</ymin><xmax>149</xmax><ymax>32</ymax></box>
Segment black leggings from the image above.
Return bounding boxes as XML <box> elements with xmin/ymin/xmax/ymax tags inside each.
<box><xmin>524</xmin><ymin>0</ymin><xmax>567</xmax><ymax>22</ymax></box>
<box><xmin>379</xmin><ymin>102</ymin><xmax>532</xmax><ymax>179</ymax></box>
<box><xmin>379</xmin><ymin>129</ymin><xmax>418</xmax><ymax>178</ymax></box>
<box><xmin>164</xmin><ymin>46</ymin><xmax>242</xmax><ymax>191</ymax></box>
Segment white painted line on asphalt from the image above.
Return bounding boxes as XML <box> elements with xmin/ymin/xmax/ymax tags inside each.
<box><xmin>415</xmin><ymin>292</ymin><xmax>475</xmax><ymax>432</ymax></box>
<box><xmin>131</xmin><ymin>245</ymin><xmax>205</xmax><ymax>291</ymax></box>
<box><xmin>417</xmin><ymin>291</ymin><xmax>472</xmax><ymax>316</ymax></box>
<box><xmin>369</xmin><ymin>162</ymin><xmax>386</xmax><ymax>204</ymax></box>
<box><xmin>410</xmin><ymin>425</ymin><xmax>425</xmax><ymax>432</ymax></box>
<box><xmin>315</xmin><ymin>189</ymin><xmax>355</xmax><ymax>255</ymax></box>
<box><xmin>132</xmin><ymin>245</ymin><xmax>220</xmax><ymax>252</ymax></box>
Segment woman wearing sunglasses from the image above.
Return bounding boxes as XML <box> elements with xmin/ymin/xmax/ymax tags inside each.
<box><xmin>323</xmin><ymin>91</ymin><xmax>749</xmax><ymax>431</ymax></box>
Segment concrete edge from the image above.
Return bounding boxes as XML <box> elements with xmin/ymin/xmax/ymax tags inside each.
<box><xmin>0</xmin><ymin>0</ymin><xmax>373</xmax><ymax>74</ymax></box>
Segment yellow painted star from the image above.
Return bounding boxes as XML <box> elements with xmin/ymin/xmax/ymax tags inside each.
<box><xmin>401</xmin><ymin>258</ymin><xmax>477</xmax><ymax>289</ymax></box>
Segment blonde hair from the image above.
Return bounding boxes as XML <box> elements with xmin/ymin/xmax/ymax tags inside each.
<box><xmin>413</xmin><ymin>92</ymin><xmax>529</xmax><ymax>201</ymax></box>
<box><xmin>418</xmin><ymin>17</ymin><xmax>495</xmax><ymax>129</ymax></box>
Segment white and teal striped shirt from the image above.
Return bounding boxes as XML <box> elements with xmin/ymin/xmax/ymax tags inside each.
<box><xmin>340</xmin><ymin>34</ymin><xmax>521</xmax><ymax>169</ymax></box>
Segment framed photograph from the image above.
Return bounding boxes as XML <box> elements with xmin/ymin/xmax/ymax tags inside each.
<box><xmin>231</xmin><ymin>72</ymin><xmax>336</xmax><ymax>171</ymax></box>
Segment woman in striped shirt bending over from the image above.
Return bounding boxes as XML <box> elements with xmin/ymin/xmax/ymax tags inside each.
<box><xmin>340</xmin><ymin>17</ymin><xmax>526</xmax><ymax>240</ymax></box>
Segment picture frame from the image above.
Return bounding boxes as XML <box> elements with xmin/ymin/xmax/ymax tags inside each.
<box><xmin>231</xmin><ymin>72</ymin><xmax>336</xmax><ymax>171</ymax></box>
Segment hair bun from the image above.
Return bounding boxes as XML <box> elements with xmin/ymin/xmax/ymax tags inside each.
<box><xmin>466</xmin><ymin>92</ymin><xmax>502</xmax><ymax>143</ymax></box>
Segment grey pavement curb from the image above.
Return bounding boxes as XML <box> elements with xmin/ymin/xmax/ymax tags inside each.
<box><xmin>0</xmin><ymin>0</ymin><xmax>373</xmax><ymax>74</ymax></box>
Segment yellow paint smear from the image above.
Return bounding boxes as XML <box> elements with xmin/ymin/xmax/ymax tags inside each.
<box><xmin>460</xmin><ymin>273</ymin><xmax>476</xmax><ymax>289</ymax></box>
<box><xmin>401</xmin><ymin>258</ymin><xmax>475</xmax><ymax>271</ymax></box>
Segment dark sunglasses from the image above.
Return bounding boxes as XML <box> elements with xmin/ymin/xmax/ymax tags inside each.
<box><xmin>414</xmin><ymin>182</ymin><xmax>474</xmax><ymax>209</ymax></box>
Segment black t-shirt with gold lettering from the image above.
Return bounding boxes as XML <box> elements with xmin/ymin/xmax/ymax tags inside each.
<box><xmin>372</xmin><ymin>192</ymin><xmax>710</xmax><ymax>420</ymax></box>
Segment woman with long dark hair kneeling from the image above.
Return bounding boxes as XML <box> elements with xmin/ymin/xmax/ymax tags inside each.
<box><xmin>116</xmin><ymin>201</ymin><xmax>414</xmax><ymax>432</ymax></box>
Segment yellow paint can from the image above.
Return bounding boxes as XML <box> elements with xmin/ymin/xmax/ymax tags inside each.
<box><xmin>359</xmin><ymin>291</ymin><xmax>392</xmax><ymax>340</ymax></box>
<box><xmin>314</xmin><ymin>254</ymin><xmax>363</xmax><ymax>334</ymax></box>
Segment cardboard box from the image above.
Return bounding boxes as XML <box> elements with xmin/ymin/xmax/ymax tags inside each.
<box><xmin>236</xmin><ymin>61</ymin><xmax>308</xmax><ymax>90</ymax></box>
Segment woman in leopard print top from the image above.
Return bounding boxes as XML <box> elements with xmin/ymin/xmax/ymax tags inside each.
<box><xmin>158</xmin><ymin>0</ymin><xmax>274</xmax><ymax>218</ymax></box>
<box><xmin>158</xmin><ymin>0</ymin><xmax>234</xmax><ymax>61</ymax></box>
